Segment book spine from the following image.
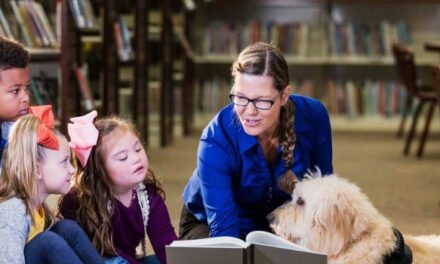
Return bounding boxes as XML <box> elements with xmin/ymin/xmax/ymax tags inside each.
<box><xmin>74</xmin><ymin>67</ymin><xmax>94</xmax><ymax>111</ymax></box>
<box><xmin>0</xmin><ymin>7</ymin><xmax>13</xmax><ymax>37</ymax></box>
<box><xmin>10</xmin><ymin>0</ymin><xmax>33</xmax><ymax>46</ymax></box>
<box><xmin>68</xmin><ymin>0</ymin><xmax>86</xmax><ymax>29</ymax></box>
<box><xmin>32</xmin><ymin>2</ymin><xmax>58</xmax><ymax>47</ymax></box>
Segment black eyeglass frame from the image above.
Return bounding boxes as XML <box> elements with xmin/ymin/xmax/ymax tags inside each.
<box><xmin>228</xmin><ymin>91</ymin><xmax>283</xmax><ymax>110</ymax></box>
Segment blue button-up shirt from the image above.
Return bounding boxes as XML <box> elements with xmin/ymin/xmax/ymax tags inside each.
<box><xmin>182</xmin><ymin>95</ymin><xmax>333</xmax><ymax>239</ymax></box>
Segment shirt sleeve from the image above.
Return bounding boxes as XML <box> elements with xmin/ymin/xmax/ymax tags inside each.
<box><xmin>146</xmin><ymin>187</ymin><xmax>177</xmax><ymax>264</ymax></box>
<box><xmin>311</xmin><ymin>102</ymin><xmax>333</xmax><ymax>175</ymax></box>
<box><xmin>0</xmin><ymin>200</ymin><xmax>28</xmax><ymax>264</ymax></box>
<box><xmin>198</xmin><ymin>136</ymin><xmax>239</xmax><ymax>238</ymax></box>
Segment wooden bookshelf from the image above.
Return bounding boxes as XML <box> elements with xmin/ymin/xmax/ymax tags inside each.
<box><xmin>160</xmin><ymin>0</ymin><xmax>173</xmax><ymax>147</ymax></box>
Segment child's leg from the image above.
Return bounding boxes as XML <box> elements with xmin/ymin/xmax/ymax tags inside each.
<box><xmin>50</xmin><ymin>219</ymin><xmax>104</xmax><ymax>264</ymax></box>
<box><xmin>141</xmin><ymin>255</ymin><xmax>161</xmax><ymax>264</ymax></box>
<box><xmin>24</xmin><ymin>231</ymin><xmax>83</xmax><ymax>264</ymax></box>
<box><xmin>105</xmin><ymin>256</ymin><xmax>129</xmax><ymax>264</ymax></box>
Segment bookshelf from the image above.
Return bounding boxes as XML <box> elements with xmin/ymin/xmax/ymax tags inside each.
<box><xmin>190</xmin><ymin>0</ymin><xmax>440</xmax><ymax>127</ymax></box>
<box><xmin>101</xmin><ymin>0</ymin><xmax>156</xmax><ymax>145</ymax></box>
<box><xmin>60</xmin><ymin>0</ymin><xmax>100</xmax><ymax>134</ymax></box>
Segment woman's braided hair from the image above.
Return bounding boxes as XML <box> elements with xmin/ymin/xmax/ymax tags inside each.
<box><xmin>231</xmin><ymin>42</ymin><xmax>296</xmax><ymax>169</ymax></box>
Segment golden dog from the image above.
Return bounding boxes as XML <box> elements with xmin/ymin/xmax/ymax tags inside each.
<box><xmin>269</xmin><ymin>174</ymin><xmax>440</xmax><ymax>264</ymax></box>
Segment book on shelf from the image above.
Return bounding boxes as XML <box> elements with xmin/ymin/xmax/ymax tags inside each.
<box><xmin>113</xmin><ymin>17</ymin><xmax>134</xmax><ymax>62</ymax></box>
<box><xmin>31</xmin><ymin>1</ymin><xmax>58</xmax><ymax>46</ymax></box>
<box><xmin>29</xmin><ymin>73</ymin><xmax>59</xmax><ymax>114</ymax></box>
<box><xmin>10</xmin><ymin>0</ymin><xmax>33</xmax><ymax>46</ymax></box>
<box><xmin>0</xmin><ymin>7</ymin><xmax>13</xmax><ymax>38</ymax></box>
<box><xmin>68</xmin><ymin>0</ymin><xmax>97</xmax><ymax>29</ymax></box>
<box><xmin>6</xmin><ymin>0</ymin><xmax>57</xmax><ymax>47</ymax></box>
<box><xmin>29</xmin><ymin>78</ymin><xmax>45</xmax><ymax>105</ymax></box>
<box><xmin>74</xmin><ymin>67</ymin><xmax>94</xmax><ymax>111</ymax></box>
<box><xmin>166</xmin><ymin>231</ymin><xmax>326</xmax><ymax>264</ymax></box>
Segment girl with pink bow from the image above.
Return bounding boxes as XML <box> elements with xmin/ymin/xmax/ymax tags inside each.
<box><xmin>0</xmin><ymin>105</ymin><xmax>104</xmax><ymax>264</ymax></box>
<box><xmin>59</xmin><ymin>113</ymin><xmax>177</xmax><ymax>264</ymax></box>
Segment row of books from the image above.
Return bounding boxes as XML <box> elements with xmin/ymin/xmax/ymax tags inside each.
<box><xmin>201</xmin><ymin>20</ymin><xmax>310</xmax><ymax>56</ymax></box>
<box><xmin>28</xmin><ymin>71</ymin><xmax>58</xmax><ymax>115</ymax></box>
<box><xmin>321</xmin><ymin>80</ymin><xmax>407</xmax><ymax>117</ymax></box>
<box><xmin>195</xmin><ymin>77</ymin><xmax>407</xmax><ymax>118</ymax></box>
<box><xmin>198</xmin><ymin>19</ymin><xmax>410</xmax><ymax>58</ymax></box>
<box><xmin>68</xmin><ymin>0</ymin><xmax>97</xmax><ymax>29</ymax></box>
<box><xmin>29</xmin><ymin>66</ymin><xmax>95</xmax><ymax>115</ymax></box>
<box><xmin>0</xmin><ymin>1</ymin><xmax>57</xmax><ymax>47</ymax></box>
<box><xmin>328</xmin><ymin>20</ymin><xmax>409</xmax><ymax>57</ymax></box>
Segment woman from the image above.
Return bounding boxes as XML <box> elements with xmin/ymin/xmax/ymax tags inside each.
<box><xmin>180</xmin><ymin>42</ymin><xmax>333</xmax><ymax>240</ymax></box>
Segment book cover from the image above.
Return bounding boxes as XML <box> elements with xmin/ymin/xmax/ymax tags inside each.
<box><xmin>166</xmin><ymin>231</ymin><xmax>326</xmax><ymax>264</ymax></box>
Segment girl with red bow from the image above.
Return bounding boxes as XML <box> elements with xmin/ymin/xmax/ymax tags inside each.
<box><xmin>0</xmin><ymin>105</ymin><xmax>104</xmax><ymax>264</ymax></box>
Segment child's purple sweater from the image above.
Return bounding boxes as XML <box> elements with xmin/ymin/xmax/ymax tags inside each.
<box><xmin>60</xmin><ymin>185</ymin><xmax>177</xmax><ymax>264</ymax></box>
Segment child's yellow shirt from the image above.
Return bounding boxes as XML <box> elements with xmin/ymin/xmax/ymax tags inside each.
<box><xmin>27</xmin><ymin>206</ymin><xmax>45</xmax><ymax>242</ymax></box>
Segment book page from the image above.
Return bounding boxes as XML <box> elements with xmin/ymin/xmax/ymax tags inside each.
<box><xmin>246</xmin><ymin>231</ymin><xmax>314</xmax><ymax>252</ymax></box>
<box><xmin>169</xmin><ymin>236</ymin><xmax>250</xmax><ymax>249</ymax></box>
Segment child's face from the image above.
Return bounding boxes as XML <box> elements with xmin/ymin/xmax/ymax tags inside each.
<box><xmin>0</xmin><ymin>67</ymin><xmax>30</xmax><ymax>121</ymax></box>
<box><xmin>37</xmin><ymin>135</ymin><xmax>76</xmax><ymax>197</ymax></box>
<box><xmin>102</xmin><ymin>128</ymin><xmax>149</xmax><ymax>192</ymax></box>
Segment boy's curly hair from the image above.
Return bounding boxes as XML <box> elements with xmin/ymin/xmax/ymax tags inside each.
<box><xmin>0</xmin><ymin>36</ymin><xmax>30</xmax><ymax>72</ymax></box>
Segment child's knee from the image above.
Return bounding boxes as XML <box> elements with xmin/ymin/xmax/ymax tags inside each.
<box><xmin>51</xmin><ymin>219</ymin><xmax>85</xmax><ymax>237</ymax></box>
<box><xmin>29</xmin><ymin>231</ymin><xmax>66</xmax><ymax>249</ymax></box>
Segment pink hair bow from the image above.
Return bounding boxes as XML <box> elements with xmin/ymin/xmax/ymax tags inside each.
<box><xmin>28</xmin><ymin>105</ymin><xmax>59</xmax><ymax>150</ymax></box>
<box><xmin>68</xmin><ymin>111</ymin><xmax>98</xmax><ymax>167</ymax></box>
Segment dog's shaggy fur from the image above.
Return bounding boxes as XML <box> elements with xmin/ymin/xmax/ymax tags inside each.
<box><xmin>269</xmin><ymin>174</ymin><xmax>440</xmax><ymax>264</ymax></box>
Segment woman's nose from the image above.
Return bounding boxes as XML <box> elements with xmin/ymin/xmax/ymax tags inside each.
<box><xmin>244</xmin><ymin>101</ymin><xmax>258</xmax><ymax>114</ymax></box>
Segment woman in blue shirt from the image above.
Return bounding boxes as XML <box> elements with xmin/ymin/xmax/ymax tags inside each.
<box><xmin>180</xmin><ymin>42</ymin><xmax>333</xmax><ymax>240</ymax></box>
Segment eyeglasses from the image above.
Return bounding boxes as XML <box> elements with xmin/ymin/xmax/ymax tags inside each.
<box><xmin>229</xmin><ymin>92</ymin><xmax>282</xmax><ymax>110</ymax></box>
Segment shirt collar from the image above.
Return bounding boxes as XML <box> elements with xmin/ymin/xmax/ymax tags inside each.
<box><xmin>1</xmin><ymin>121</ymin><xmax>14</xmax><ymax>141</ymax></box>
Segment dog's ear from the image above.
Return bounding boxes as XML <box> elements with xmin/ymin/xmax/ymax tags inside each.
<box><xmin>308</xmin><ymin>191</ymin><xmax>364</xmax><ymax>257</ymax></box>
<box><xmin>278</xmin><ymin>170</ymin><xmax>298</xmax><ymax>194</ymax></box>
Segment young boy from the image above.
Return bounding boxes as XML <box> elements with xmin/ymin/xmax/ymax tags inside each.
<box><xmin>0</xmin><ymin>36</ymin><xmax>30</xmax><ymax>168</ymax></box>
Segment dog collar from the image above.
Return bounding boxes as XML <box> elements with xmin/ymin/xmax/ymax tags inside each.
<box><xmin>383</xmin><ymin>227</ymin><xmax>413</xmax><ymax>264</ymax></box>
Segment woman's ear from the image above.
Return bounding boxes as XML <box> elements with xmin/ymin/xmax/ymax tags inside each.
<box><xmin>281</xmin><ymin>85</ymin><xmax>292</xmax><ymax>104</ymax></box>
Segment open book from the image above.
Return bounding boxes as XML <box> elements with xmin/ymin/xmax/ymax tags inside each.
<box><xmin>166</xmin><ymin>231</ymin><xmax>326</xmax><ymax>264</ymax></box>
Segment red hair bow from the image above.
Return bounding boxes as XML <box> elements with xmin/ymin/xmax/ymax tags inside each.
<box><xmin>28</xmin><ymin>105</ymin><xmax>59</xmax><ymax>150</ymax></box>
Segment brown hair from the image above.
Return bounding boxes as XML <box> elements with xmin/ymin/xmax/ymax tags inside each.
<box><xmin>0</xmin><ymin>115</ymin><xmax>58</xmax><ymax>225</ymax></box>
<box><xmin>0</xmin><ymin>37</ymin><xmax>29</xmax><ymax>79</ymax></box>
<box><xmin>65</xmin><ymin>116</ymin><xmax>164</xmax><ymax>255</ymax></box>
<box><xmin>231</xmin><ymin>42</ymin><xmax>296</xmax><ymax>168</ymax></box>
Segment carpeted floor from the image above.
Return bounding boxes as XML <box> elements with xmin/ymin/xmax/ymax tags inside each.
<box><xmin>150</xmin><ymin>126</ymin><xmax>440</xmax><ymax>237</ymax></box>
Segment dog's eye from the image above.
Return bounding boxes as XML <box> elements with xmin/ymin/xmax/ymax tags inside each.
<box><xmin>296</xmin><ymin>197</ymin><xmax>304</xmax><ymax>206</ymax></box>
